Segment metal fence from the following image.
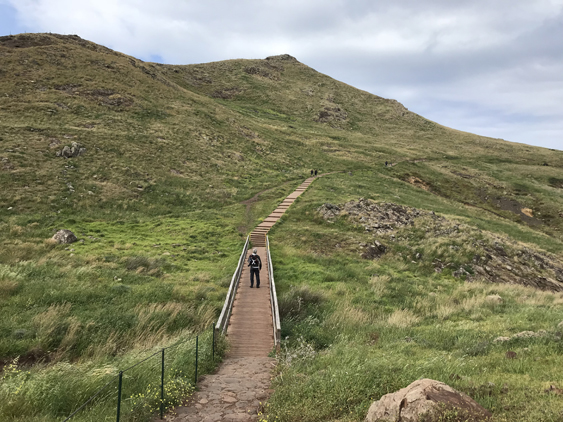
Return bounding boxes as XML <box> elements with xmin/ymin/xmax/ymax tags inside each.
<box><xmin>62</xmin><ymin>324</ymin><xmax>218</xmax><ymax>422</ymax></box>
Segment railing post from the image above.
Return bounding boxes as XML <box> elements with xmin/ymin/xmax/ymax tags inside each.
<box><xmin>160</xmin><ymin>348</ymin><xmax>165</xmax><ymax>419</ymax></box>
<box><xmin>116</xmin><ymin>371</ymin><xmax>123</xmax><ymax>422</ymax></box>
<box><xmin>195</xmin><ymin>336</ymin><xmax>199</xmax><ymax>385</ymax></box>
<box><xmin>212</xmin><ymin>322</ymin><xmax>215</xmax><ymax>362</ymax></box>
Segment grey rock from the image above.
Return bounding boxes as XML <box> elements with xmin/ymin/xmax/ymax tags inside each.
<box><xmin>52</xmin><ymin>229</ymin><xmax>77</xmax><ymax>244</ymax></box>
<box><xmin>57</xmin><ymin>142</ymin><xmax>86</xmax><ymax>158</ymax></box>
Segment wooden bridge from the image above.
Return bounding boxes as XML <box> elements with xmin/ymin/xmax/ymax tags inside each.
<box><xmin>215</xmin><ymin>176</ymin><xmax>317</xmax><ymax>357</ymax></box>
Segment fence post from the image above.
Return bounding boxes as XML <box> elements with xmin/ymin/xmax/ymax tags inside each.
<box><xmin>195</xmin><ymin>336</ymin><xmax>199</xmax><ymax>385</ymax></box>
<box><xmin>116</xmin><ymin>371</ymin><xmax>123</xmax><ymax>422</ymax></box>
<box><xmin>160</xmin><ymin>348</ymin><xmax>165</xmax><ymax>420</ymax></box>
<box><xmin>212</xmin><ymin>322</ymin><xmax>215</xmax><ymax>362</ymax></box>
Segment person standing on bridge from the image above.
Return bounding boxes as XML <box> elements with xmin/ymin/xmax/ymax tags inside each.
<box><xmin>248</xmin><ymin>248</ymin><xmax>262</xmax><ymax>288</ymax></box>
<box><xmin>314</xmin><ymin>169</ymin><xmax>318</xmax><ymax>176</ymax></box>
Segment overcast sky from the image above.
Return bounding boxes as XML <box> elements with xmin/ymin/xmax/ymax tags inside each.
<box><xmin>1</xmin><ymin>0</ymin><xmax>562</xmax><ymax>151</ymax></box>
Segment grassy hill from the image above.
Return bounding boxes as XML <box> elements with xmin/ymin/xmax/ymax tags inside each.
<box><xmin>1</xmin><ymin>33</ymin><xmax>563</xmax><ymax>421</ymax></box>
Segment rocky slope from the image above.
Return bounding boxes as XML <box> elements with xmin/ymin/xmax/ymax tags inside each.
<box><xmin>319</xmin><ymin>198</ymin><xmax>563</xmax><ymax>292</ymax></box>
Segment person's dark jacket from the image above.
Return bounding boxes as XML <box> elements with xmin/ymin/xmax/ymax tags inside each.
<box><xmin>248</xmin><ymin>253</ymin><xmax>262</xmax><ymax>270</ymax></box>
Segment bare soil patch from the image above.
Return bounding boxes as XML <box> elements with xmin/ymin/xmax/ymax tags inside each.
<box><xmin>549</xmin><ymin>177</ymin><xmax>563</xmax><ymax>189</ymax></box>
<box><xmin>407</xmin><ymin>176</ymin><xmax>430</xmax><ymax>191</ymax></box>
<box><xmin>211</xmin><ymin>87</ymin><xmax>242</xmax><ymax>99</ymax></box>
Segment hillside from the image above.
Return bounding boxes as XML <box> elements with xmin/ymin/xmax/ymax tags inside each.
<box><xmin>1</xmin><ymin>33</ymin><xmax>563</xmax><ymax>422</ymax></box>
<box><xmin>2</xmin><ymin>33</ymin><xmax>562</xmax><ymax>226</ymax></box>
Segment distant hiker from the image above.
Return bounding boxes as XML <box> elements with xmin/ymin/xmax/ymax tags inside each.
<box><xmin>311</xmin><ymin>169</ymin><xmax>314</xmax><ymax>176</ymax></box>
<box><xmin>248</xmin><ymin>248</ymin><xmax>262</xmax><ymax>288</ymax></box>
<box><xmin>385</xmin><ymin>161</ymin><xmax>388</xmax><ymax>167</ymax></box>
<box><xmin>314</xmin><ymin>169</ymin><xmax>318</xmax><ymax>176</ymax></box>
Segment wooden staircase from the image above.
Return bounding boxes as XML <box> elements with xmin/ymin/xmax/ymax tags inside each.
<box><xmin>227</xmin><ymin>176</ymin><xmax>318</xmax><ymax>357</ymax></box>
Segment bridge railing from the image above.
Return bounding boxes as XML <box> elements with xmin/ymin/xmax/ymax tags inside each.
<box><xmin>267</xmin><ymin>235</ymin><xmax>281</xmax><ymax>349</ymax></box>
<box><xmin>215</xmin><ymin>235</ymin><xmax>249</xmax><ymax>335</ymax></box>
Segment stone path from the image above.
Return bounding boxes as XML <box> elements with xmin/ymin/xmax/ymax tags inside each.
<box><xmin>164</xmin><ymin>358</ymin><xmax>275</xmax><ymax>422</ymax></box>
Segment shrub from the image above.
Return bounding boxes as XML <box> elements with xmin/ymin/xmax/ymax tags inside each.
<box><xmin>278</xmin><ymin>286</ymin><xmax>324</xmax><ymax>320</ymax></box>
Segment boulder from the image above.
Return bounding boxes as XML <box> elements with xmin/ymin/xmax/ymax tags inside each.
<box><xmin>362</xmin><ymin>241</ymin><xmax>387</xmax><ymax>259</ymax></box>
<box><xmin>61</xmin><ymin>145</ymin><xmax>72</xmax><ymax>158</ymax></box>
<box><xmin>52</xmin><ymin>229</ymin><xmax>77</xmax><ymax>244</ymax></box>
<box><xmin>365</xmin><ymin>379</ymin><xmax>492</xmax><ymax>422</ymax></box>
<box><xmin>57</xmin><ymin>142</ymin><xmax>86</xmax><ymax>158</ymax></box>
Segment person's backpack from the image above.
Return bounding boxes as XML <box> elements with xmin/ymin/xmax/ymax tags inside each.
<box><xmin>249</xmin><ymin>254</ymin><xmax>259</xmax><ymax>268</ymax></box>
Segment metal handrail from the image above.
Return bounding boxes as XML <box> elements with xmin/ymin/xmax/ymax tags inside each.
<box><xmin>267</xmin><ymin>236</ymin><xmax>281</xmax><ymax>349</ymax></box>
<box><xmin>216</xmin><ymin>236</ymin><xmax>249</xmax><ymax>334</ymax></box>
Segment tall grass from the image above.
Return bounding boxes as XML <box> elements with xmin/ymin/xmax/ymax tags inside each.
<box><xmin>0</xmin><ymin>330</ymin><xmax>226</xmax><ymax>422</ymax></box>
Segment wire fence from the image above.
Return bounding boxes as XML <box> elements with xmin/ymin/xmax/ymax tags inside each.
<box><xmin>61</xmin><ymin>323</ymin><xmax>222</xmax><ymax>422</ymax></box>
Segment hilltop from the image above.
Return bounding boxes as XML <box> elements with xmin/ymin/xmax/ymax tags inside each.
<box><xmin>1</xmin><ymin>33</ymin><xmax>563</xmax><ymax>422</ymax></box>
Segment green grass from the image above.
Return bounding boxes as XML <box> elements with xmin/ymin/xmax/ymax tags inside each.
<box><xmin>264</xmin><ymin>173</ymin><xmax>563</xmax><ymax>422</ymax></box>
<box><xmin>1</xmin><ymin>330</ymin><xmax>226</xmax><ymax>422</ymax></box>
<box><xmin>1</xmin><ymin>33</ymin><xmax>563</xmax><ymax>421</ymax></box>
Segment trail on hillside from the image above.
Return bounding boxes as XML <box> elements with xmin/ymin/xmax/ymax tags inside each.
<box><xmin>237</xmin><ymin>179</ymin><xmax>296</xmax><ymax>234</ymax></box>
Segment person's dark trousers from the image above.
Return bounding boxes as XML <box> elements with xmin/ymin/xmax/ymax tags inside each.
<box><xmin>250</xmin><ymin>268</ymin><xmax>260</xmax><ymax>288</ymax></box>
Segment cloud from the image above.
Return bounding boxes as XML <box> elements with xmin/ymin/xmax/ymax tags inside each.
<box><xmin>5</xmin><ymin>0</ymin><xmax>563</xmax><ymax>150</ymax></box>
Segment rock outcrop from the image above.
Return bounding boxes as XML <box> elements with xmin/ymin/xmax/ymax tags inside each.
<box><xmin>318</xmin><ymin>198</ymin><xmax>563</xmax><ymax>292</ymax></box>
<box><xmin>365</xmin><ymin>379</ymin><xmax>492</xmax><ymax>422</ymax></box>
<box><xmin>52</xmin><ymin>229</ymin><xmax>77</xmax><ymax>244</ymax></box>
<box><xmin>470</xmin><ymin>244</ymin><xmax>563</xmax><ymax>292</ymax></box>
<box><xmin>316</xmin><ymin>105</ymin><xmax>348</xmax><ymax>123</ymax></box>
<box><xmin>361</xmin><ymin>240</ymin><xmax>387</xmax><ymax>259</ymax></box>
<box><xmin>318</xmin><ymin>198</ymin><xmax>439</xmax><ymax>234</ymax></box>
<box><xmin>56</xmin><ymin>142</ymin><xmax>86</xmax><ymax>158</ymax></box>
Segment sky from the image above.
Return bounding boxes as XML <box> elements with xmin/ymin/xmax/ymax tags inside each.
<box><xmin>1</xmin><ymin>0</ymin><xmax>562</xmax><ymax>151</ymax></box>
